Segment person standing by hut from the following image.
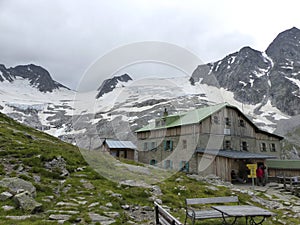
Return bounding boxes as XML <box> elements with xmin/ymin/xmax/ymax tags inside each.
<box><xmin>263</xmin><ymin>165</ymin><xmax>268</xmax><ymax>186</ymax></box>
<box><xmin>256</xmin><ymin>165</ymin><xmax>264</xmax><ymax>186</ymax></box>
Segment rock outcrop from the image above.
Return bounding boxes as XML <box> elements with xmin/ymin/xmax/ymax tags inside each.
<box><xmin>0</xmin><ymin>177</ymin><xmax>36</xmax><ymax>197</ymax></box>
<box><xmin>13</xmin><ymin>191</ymin><xmax>43</xmax><ymax>213</ymax></box>
<box><xmin>0</xmin><ymin>177</ymin><xmax>42</xmax><ymax>213</ymax></box>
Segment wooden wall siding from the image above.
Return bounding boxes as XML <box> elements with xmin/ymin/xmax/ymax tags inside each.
<box><xmin>136</xmin><ymin>106</ymin><xmax>282</xmax><ymax>175</ymax></box>
<box><xmin>268</xmin><ymin>169</ymin><xmax>300</xmax><ymax>177</ymax></box>
<box><xmin>110</xmin><ymin>149</ymin><xmax>135</xmax><ymax>160</ymax></box>
<box><xmin>196</xmin><ymin>154</ymin><xmax>231</xmax><ymax>181</ymax></box>
<box><xmin>127</xmin><ymin>150</ymin><xmax>135</xmax><ymax>160</ymax></box>
<box><xmin>195</xmin><ymin>154</ymin><xmax>268</xmax><ymax>181</ymax></box>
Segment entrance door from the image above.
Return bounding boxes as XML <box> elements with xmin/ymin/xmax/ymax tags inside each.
<box><xmin>119</xmin><ymin>150</ymin><xmax>125</xmax><ymax>158</ymax></box>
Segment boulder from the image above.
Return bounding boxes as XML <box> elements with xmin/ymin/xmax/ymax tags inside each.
<box><xmin>80</xmin><ymin>179</ymin><xmax>95</xmax><ymax>190</ymax></box>
<box><xmin>88</xmin><ymin>213</ymin><xmax>115</xmax><ymax>225</ymax></box>
<box><xmin>49</xmin><ymin>214</ymin><xmax>71</xmax><ymax>221</ymax></box>
<box><xmin>0</xmin><ymin>177</ymin><xmax>36</xmax><ymax>197</ymax></box>
<box><xmin>0</xmin><ymin>191</ymin><xmax>13</xmax><ymax>201</ymax></box>
<box><xmin>13</xmin><ymin>191</ymin><xmax>42</xmax><ymax>213</ymax></box>
<box><xmin>44</xmin><ymin>156</ymin><xmax>69</xmax><ymax>177</ymax></box>
<box><xmin>2</xmin><ymin>205</ymin><xmax>14</xmax><ymax>211</ymax></box>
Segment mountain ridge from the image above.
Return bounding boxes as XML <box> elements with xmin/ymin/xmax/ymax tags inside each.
<box><xmin>0</xmin><ymin>64</ymin><xmax>70</xmax><ymax>92</ymax></box>
<box><xmin>190</xmin><ymin>27</ymin><xmax>300</xmax><ymax>116</ymax></box>
<box><xmin>96</xmin><ymin>73</ymin><xmax>132</xmax><ymax>98</ymax></box>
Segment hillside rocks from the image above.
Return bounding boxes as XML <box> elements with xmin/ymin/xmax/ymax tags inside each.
<box><xmin>0</xmin><ymin>191</ymin><xmax>13</xmax><ymax>201</ymax></box>
<box><xmin>0</xmin><ymin>177</ymin><xmax>36</xmax><ymax>197</ymax></box>
<box><xmin>88</xmin><ymin>213</ymin><xmax>115</xmax><ymax>224</ymax></box>
<box><xmin>0</xmin><ymin>177</ymin><xmax>42</xmax><ymax>213</ymax></box>
<box><xmin>13</xmin><ymin>191</ymin><xmax>43</xmax><ymax>213</ymax></box>
<box><xmin>44</xmin><ymin>156</ymin><xmax>69</xmax><ymax>177</ymax></box>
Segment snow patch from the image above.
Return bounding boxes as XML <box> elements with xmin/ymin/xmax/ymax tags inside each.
<box><xmin>281</xmin><ymin>65</ymin><xmax>293</xmax><ymax>70</ymax></box>
<box><xmin>215</xmin><ymin>61</ymin><xmax>222</xmax><ymax>71</ymax></box>
<box><xmin>253</xmin><ymin>67</ymin><xmax>268</xmax><ymax>78</ymax></box>
<box><xmin>262</xmin><ymin>52</ymin><xmax>274</xmax><ymax>68</ymax></box>
<box><xmin>268</xmin><ymin>80</ymin><xmax>271</xmax><ymax>87</ymax></box>
<box><xmin>228</xmin><ymin>56</ymin><xmax>236</xmax><ymax>64</ymax></box>
<box><xmin>286</xmin><ymin>77</ymin><xmax>300</xmax><ymax>89</ymax></box>
<box><xmin>249</xmin><ymin>79</ymin><xmax>254</xmax><ymax>87</ymax></box>
<box><xmin>239</xmin><ymin>81</ymin><xmax>247</xmax><ymax>87</ymax></box>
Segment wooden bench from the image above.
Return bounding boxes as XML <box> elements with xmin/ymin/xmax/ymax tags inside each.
<box><xmin>154</xmin><ymin>201</ymin><xmax>183</xmax><ymax>225</ymax></box>
<box><xmin>278</xmin><ymin>176</ymin><xmax>300</xmax><ymax>194</ymax></box>
<box><xmin>185</xmin><ymin>196</ymin><xmax>239</xmax><ymax>225</ymax></box>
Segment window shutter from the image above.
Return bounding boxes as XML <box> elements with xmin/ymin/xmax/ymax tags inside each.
<box><xmin>170</xmin><ymin>140</ymin><xmax>173</xmax><ymax>151</ymax></box>
<box><xmin>170</xmin><ymin>160</ymin><xmax>173</xmax><ymax>169</ymax></box>
<box><xmin>179</xmin><ymin>161</ymin><xmax>183</xmax><ymax>170</ymax></box>
<box><xmin>151</xmin><ymin>142</ymin><xmax>155</xmax><ymax>150</ymax></box>
<box><xmin>186</xmin><ymin>162</ymin><xmax>189</xmax><ymax>171</ymax></box>
<box><xmin>163</xmin><ymin>140</ymin><xmax>167</xmax><ymax>151</ymax></box>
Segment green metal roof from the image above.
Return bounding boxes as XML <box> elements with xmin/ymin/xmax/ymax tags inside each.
<box><xmin>135</xmin><ymin>103</ymin><xmax>228</xmax><ymax>132</ymax></box>
<box><xmin>135</xmin><ymin>103</ymin><xmax>283</xmax><ymax>140</ymax></box>
<box><xmin>266</xmin><ymin>159</ymin><xmax>300</xmax><ymax>170</ymax></box>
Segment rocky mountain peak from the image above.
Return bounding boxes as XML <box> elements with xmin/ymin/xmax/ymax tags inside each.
<box><xmin>96</xmin><ymin>74</ymin><xmax>132</xmax><ymax>99</ymax></box>
<box><xmin>0</xmin><ymin>63</ymin><xmax>69</xmax><ymax>92</ymax></box>
<box><xmin>0</xmin><ymin>64</ymin><xmax>14</xmax><ymax>82</ymax></box>
<box><xmin>190</xmin><ymin>27</ymin><xmax>300</xmax><ymax>116</ymax></box>
<box><xmin>266</xmin><ymin>27</ymin><xmax>300</xmax><ymax>65</ymax></box>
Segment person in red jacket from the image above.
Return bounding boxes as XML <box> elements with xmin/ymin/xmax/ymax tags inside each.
<box><xmin>256</xmin><ymin>165</ymin><xmax>264</xmax><ymax>186</ymax></box>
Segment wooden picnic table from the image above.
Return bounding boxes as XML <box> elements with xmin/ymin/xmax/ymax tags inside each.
<box><xmin>211</xmin><ymin>205</ymin><xmax>275</xmax><ymax>225</ymax></box>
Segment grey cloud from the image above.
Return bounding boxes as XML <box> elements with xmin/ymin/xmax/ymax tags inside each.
<box><xmin>0</xmin><ymin>0</ymin><xmax>286</xmax><ymax>91</ymax></box>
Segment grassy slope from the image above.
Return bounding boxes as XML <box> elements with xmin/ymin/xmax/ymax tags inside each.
<box><xmin>0</xmin><ymin>112</ymin><xmax>298</xmax><ymax>224</ymax></box>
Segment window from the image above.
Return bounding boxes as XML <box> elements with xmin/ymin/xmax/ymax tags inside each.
<box><xmin>270</xmin><ymin>143</ymin><xmax>276</xmax><ymax>152</ymax></box>
<box><xmin>213</xmin><ymin>116</ymin><xmax>219</xmax><ymax>124</ymax></box>
<box><xmin>225</xmin><ymin>140</ymin><xmax>231</xmax><ymax>150</ymax></box>
<box><xmin>225</xmin><ymin>117</ymin><xmax>231</xmax><ymax>126</ymax></box>
<box><xmin>144</xmin><ymin>142</ymin><xmax>156</xmax><ymax>151</ymax></box>
<box><xmin>150</xmin><ymin>159</ymin><xmax>157</xmax><ymax>166</ymax></box>
<box><xmin>180</xmin><ymin>161</ymin><xmax>189</xmax><ymax>172</ymax></box>
<box><xmin>164</xmin><ymin>160</ymin><xmax>173</xmax><ymax>169</ymax></box>
<box><xmin>224</xmin><ymin>128</ymin><xmax>231</xmax><ymax>135</ymax></box>
<box><xmin>164</xmin><ymin>140</ymin><xmax>173</xmax><ymax>151</ymax></box>
<box><xmin>241</xmin><ymin>141</ymin><xmax>248</xmax><ymax>151</ymax></box>
<box><xmin>260</xmin><ymin>143</ymin><xmax>267</xmax><ymax>152</ymax></box>
<box><xmin>182</xmin><ymin>140</ymin><xmax>187</xmax><ymax>149</ymax></box>
<box><xmin>239</xmin><ymin>119</ymin><xmax>245</xmax><ymax>127</ymax></box>
<box><xmin>151</xmin><ymin>142</ymin><xmax>156</xmax><ymax>150</ymax></box>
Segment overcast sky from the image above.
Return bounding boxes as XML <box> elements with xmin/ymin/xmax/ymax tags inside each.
<box><xmin>1</xmin><ymin>0</ymin><xmax>300</xmax><ymax>90</ymax></box>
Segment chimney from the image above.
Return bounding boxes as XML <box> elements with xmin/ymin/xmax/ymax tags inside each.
<box><xmin>163</xmin><ymin>108</ymin><xmax>168</xmax><ymax>117</ymax></box>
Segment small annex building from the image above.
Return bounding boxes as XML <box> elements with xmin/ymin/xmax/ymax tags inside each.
<box><xmin>101</xmin><ymin>139</ymin><xmax>137</xmax><ymax>160</ymax></box>
<box><xmin>135</xmin><ymin>103</ymin><xmax>283</xmax><ymax>182</ymax></box>
<box><xmin>266</xmin><ymin>159</ymin><xmax>300</xmax><ymax>177</ymax></box>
